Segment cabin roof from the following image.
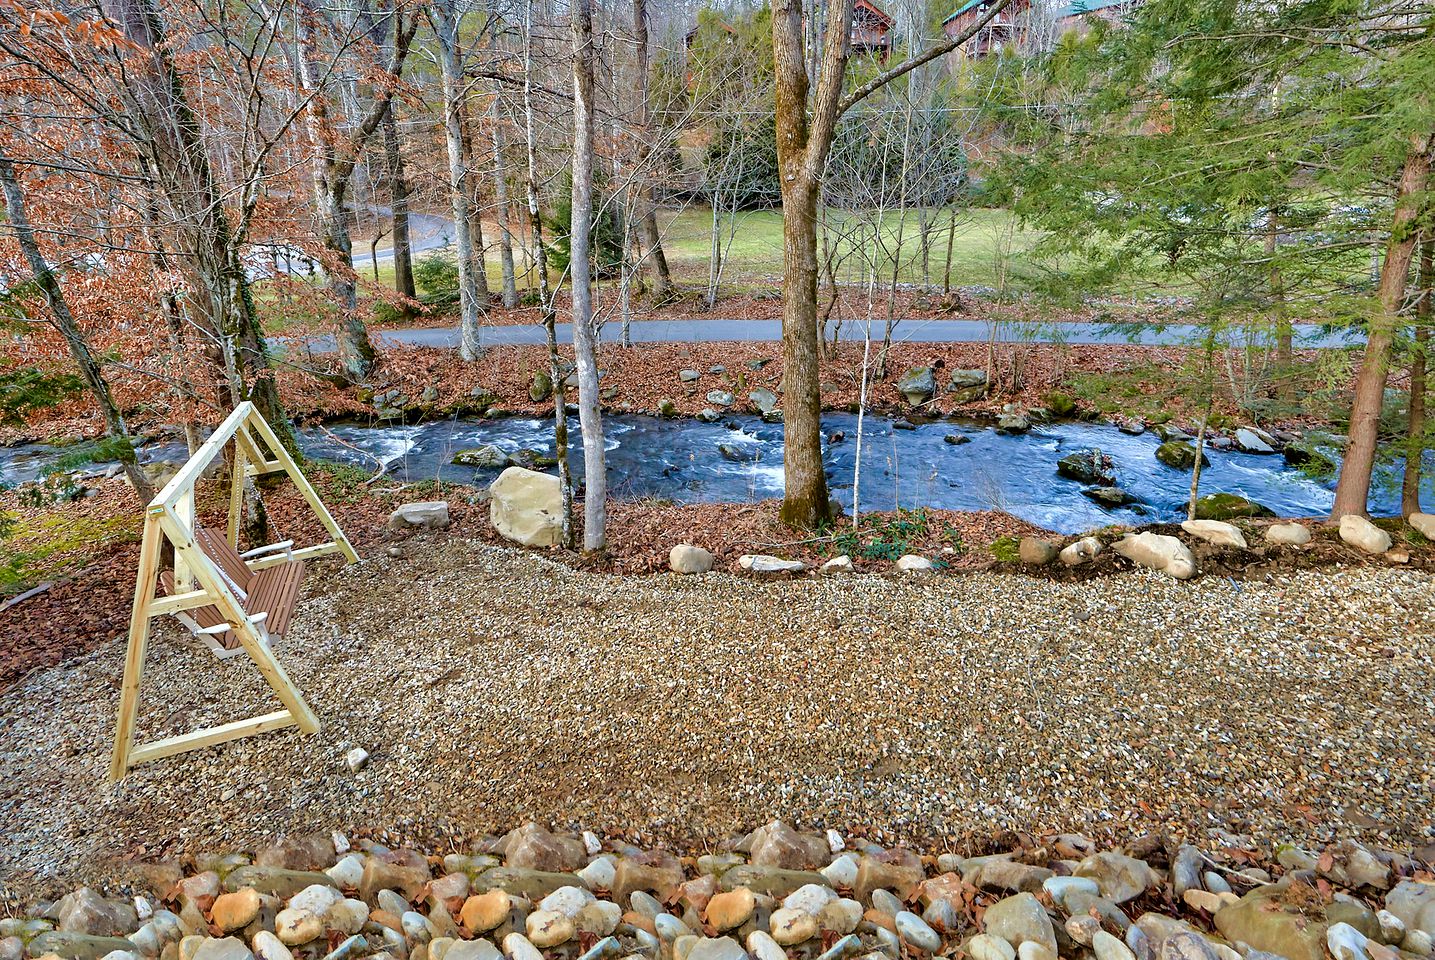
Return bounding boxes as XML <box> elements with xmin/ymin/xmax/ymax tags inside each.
<box><xmin>942</xmin><ymin>0</ymin><xmax>1126</xmax><ymax>26</ymax></box>
<box><xmin>853</xmin><ymin>0</ymin><xmax>895</xmax><ymax>27</ymax></box>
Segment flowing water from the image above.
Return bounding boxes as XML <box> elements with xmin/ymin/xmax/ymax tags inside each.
<box><xmin>295</xmin><ymin>413</ymin><xmax>1420</xmax><ymax>533</ymax></box>
<box><xmin>5</xmin><ymin>413</ymin><xmax>1419</xmax><ymax>534</ymax></box>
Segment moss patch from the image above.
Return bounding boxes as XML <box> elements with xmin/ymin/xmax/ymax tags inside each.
<box><xmin>0</xmin><ymin>511</ymin><xmax>140</xmax><ymax>595</ymax></box>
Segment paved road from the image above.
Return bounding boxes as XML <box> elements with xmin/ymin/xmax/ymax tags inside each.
<box><xmin>285</xmin><ymin>317</ymin><xmax>1361</xmax><ymax>354</ymax></box>
<box><xmin>354</xmin><ymin>212</ymin><xmax>454</xmax><ymax>267</ymax></box>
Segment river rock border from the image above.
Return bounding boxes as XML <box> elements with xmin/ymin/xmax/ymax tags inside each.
<box><xmin>4</xmin><ymin>823</ymin><xmax>1431</xmax><ymax>960</ymax></box>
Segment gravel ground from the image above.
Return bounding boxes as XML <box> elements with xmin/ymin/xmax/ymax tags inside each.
<box><xmin>2</xmin><ymin>539</ymin><xmax>1432</xmax><ymax>899</ymax></box>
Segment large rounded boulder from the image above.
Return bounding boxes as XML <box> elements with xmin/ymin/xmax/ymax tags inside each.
<box><xmin>489</xmin><ymin>467</ymin><xmax>564</xmax><ymax>547</ymax></box>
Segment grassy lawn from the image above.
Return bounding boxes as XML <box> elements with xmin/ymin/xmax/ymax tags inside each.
<box><xmin>254</xmin><ymin>204</ymin><xmax>1056</xmax><ymax>332</ymax></box>
<box><xmin>653</xmin><ymin>206</ymin><xmax>1047</xmax><ymax>291</ymax></box>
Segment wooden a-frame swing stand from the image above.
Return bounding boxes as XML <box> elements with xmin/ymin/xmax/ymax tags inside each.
<box><xmin>110</xmin><ymin>402</ymin><xmax>358</xmax><ymax>782</ymax></box>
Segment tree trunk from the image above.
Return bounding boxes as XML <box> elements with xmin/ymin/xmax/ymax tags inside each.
<box><xmin>767</xmin><ymin>0</ymin><xmax>1008</xmax><ymax>527</ymax></box>
<box><xmin>1187</xmin><ymin>416</ymin><xmax>1209</xmax><ymax>522</ymax></box>
<box><xmin>1267</xmin><ymin>206</ymin><xmax>1293</xmax><ymax>399</ymax></box>
<box><xmin>523</xmin><ymin>0</ymin><xmax>572</xmax><ymax>545</ymax></box>
<box><xmin>707</xmin><ymin>201</ymin><xmax>723</xmax><ymax>311</ymax></box>
<box><xmin>384</xmin><ymin>109</ymin><xmax>418</xmax><ymax>308</ymax></box>
<box><xmin>100</xmin><ymin>0</ymin><xmax>297</xmax><ymax>452</ymax></box>
<box><xmin>1403</xmin><ymin>238</ymin><xmax>1432</xmax><ymax>516</ymax></box>
<box><xmin>0</xmin><ymin>153</ymin><xmax>154</xmax><ymax>502</ymax></box>
<box><xmin>630</xmin><ymin>0</ymin><xmax>673</xmax><ymax>302</ymax></box>
<box><xmin>141</xmin><ymin>194</ymin><xmax>206</xmax><ymax>453</ymax></box>
<box><xmin>294</xmin><ymin>6</ymin><xmax>377</xmax><ymax>379</ymax></box>
<box><xmin>571</xmin><ymin>0</ymin><xmax>607</xmax><ymax>552</ymax></box>
<box><xmin>777</xmin><ymin>177</ymin><xmax>832</xmax><ymax>528</ymax></box>
<box><xmin>461</xmin><ymin>101</ymin><xmax>493</xmax><ymax>311</ymax></box>
<box><xmin>943</xmin><ymin>207</ymin><xmax>957</xmax><ymax>297</ymax></box>
<box><xmin>490</xmin><ymin>97</ymin><xmax>520</xmax><ymax>308</ymax></box>
<box><xmin>432</xmin><ymin>0</ymin><xmax>486</xmax><ymax>361</ymax></box>
<box><xmin>770</xmin><ymin>0</ymin><xmax>849</xmax><ymax>529</ymax></box>
<box><xmin>1331</xmin><ymin>131</ymin><xmax>1433</xmax><ymax>519</ymax></box>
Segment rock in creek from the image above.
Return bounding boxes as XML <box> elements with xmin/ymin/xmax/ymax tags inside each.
<box><xmin>996</xmin><ymin>407</ymin><xmax>1031</xmax><ymax>434</ymax></box>
<box><xmin>1155</xmin><ymin>441</ymin><xmax>1208</xmax><ymax>470</ymax></box>
<box><xmin>1193</xmin><ymin>493</ymin><xmax>1274</xmax><ymax>520</ymax></box>
<box><xmin>452</xmin><ymin>446</ymin><xmax>507</xmax><ymax>469</ymax></box>
<box><xmin>1082</xmin><ymin>486</ymin><xmax>1142</xmax><ymax>509</ymax></box>
<box><xmin>749</xmin><ymin>389</ymin><xmax>779</xmax><ymax>414</ymax></box>
<box><xmin>896</xmin><ymin>368</ymin><xmax>937</xmax><ymax>406</ymax></box>
<box><xmin>719</xmin><ymin>444</ymin><xmax>758</xmax><ymax>463</ymax></box>
<box><xmin>1057</xmin><ymin>449</ymin><xmax>1115</xmax><ymax>486</ymax></box>
<box><xmin>1233</xmin><ymin>426</ymin><xmax>1277</xmax><ymax>453</ymax></box>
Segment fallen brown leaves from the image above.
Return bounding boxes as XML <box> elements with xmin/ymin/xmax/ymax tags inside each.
<box><xmin>338</xmin><ymin>284</ymin><xmax>1166</xmax><ymax>331</ymax></box>
<box><xmin>270</xmin><ymin>339</ymin><xmax>1312</xmax><ymax>431</ymax></box>
<box><xmin>0</xmin><ymin>484</ymin><xmax>144</xmax><ymax>688</ymax></box>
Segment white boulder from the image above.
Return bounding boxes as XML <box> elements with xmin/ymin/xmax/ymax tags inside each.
<box><xmin>1112</xmin><ymin>532</ymin><xmax>1197</xmax><ymax>580</ymax></box>
<box><xmin>1059</xmin><ymin>537</ymin><xmax>1103</xmax><ymax>566</ymax></box>
<box><xmin>1180</xmin><ymin>520</ymin><xmax>1247</xmax><ymax>550</ymax></box>
<box><xmin>739</xmin><ymin>555</ymin><xmax>807</xmax><ymax>575</ymax></box>
<box><xmin>1265</xmin><ymin>522</ymin><xmax>1311</xmax><ymax>546</ymax></box>
<box><xmin>490</xmin><ymin>467</ymin><xmax>564</xmax><ymax>547</ymax></box>
<box><xmin>1408</xmin><ymin>513</ymin><xmax>1435</xmax><ymax>539</ymax></box>
<box><xmin>1338</xmin><ymin>514</ymin><xmax>1391</xmax><ymax>555</ymax></box>
<box><xmin>669</xmin><ymin>545</ymin><xmax>714</xmax><ymax>575</ymax></box>
<box><xmin>387</xmin><ymin>501</ymin><xmax>449</xmax><ymax>533</ymax></box>
<box><xmin>895</xmin><ymin>555</ymin><xmax>935</xmax><ymax>574</ymax></box>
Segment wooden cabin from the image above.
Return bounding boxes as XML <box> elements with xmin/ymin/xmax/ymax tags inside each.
<box><xmin>851</xmin><ymin>0</ymin><xmax>895</xmax><ymax>60</ymax></box>
<box><xmin>941</xmin><ymin>0</ymin><xmax>1138</xmax><ymax>57</ymax></box>
<box><xmin>684</xmin><ymin>0</ymin><xmax>893</xmax><ymax>61</ymax></box>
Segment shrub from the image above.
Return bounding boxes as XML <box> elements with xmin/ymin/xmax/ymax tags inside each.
<box><xmin>414</xmin><ymin>254</ymin><xmax>460</xmax><ymax>306</ymax></box>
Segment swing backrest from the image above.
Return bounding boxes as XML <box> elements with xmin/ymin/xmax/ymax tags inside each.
<box><xmin>193</xmin><ymin>525</ymin><xmax>256</xmax><ymax>597</ymax></box>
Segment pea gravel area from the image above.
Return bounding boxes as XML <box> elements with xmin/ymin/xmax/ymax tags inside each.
<box><xmin>2</xmin><ymin>539</ymin><xmax>1433</xmax><ymax>899</ymax></box>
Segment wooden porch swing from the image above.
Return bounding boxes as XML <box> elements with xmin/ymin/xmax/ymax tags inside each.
<box><xmin>109</xmin><ymin>402</ymin><xmax>359</xmax><ymax>782</ymax></box>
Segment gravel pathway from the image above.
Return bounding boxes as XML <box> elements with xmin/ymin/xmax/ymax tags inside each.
<box><xmin>2</xmin><ymin>540</ymin><xmax>1432</xmax><ymax>897</ymax></box>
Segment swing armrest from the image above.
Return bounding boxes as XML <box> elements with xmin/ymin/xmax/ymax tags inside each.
<box><xmin>195</xmin><ymin>612</ymin><xmax>268</xmax><ymax>635</ymax></box>
<box><xmin>241</xmin><ymin>540</ymin><xmax>295</xmax><ymax>560</ymax></box>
